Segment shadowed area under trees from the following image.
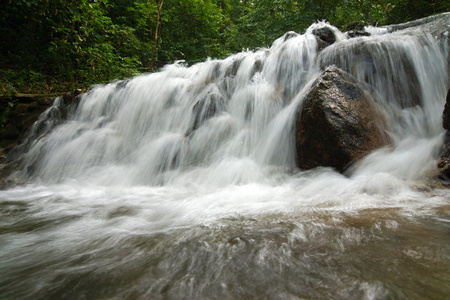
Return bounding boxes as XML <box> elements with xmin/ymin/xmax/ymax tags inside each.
<box><xmin>1</xmin><ymin>0</ymin><xmax>449</xmax><ymax>95</ymax></box>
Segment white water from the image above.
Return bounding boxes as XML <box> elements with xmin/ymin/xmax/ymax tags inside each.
<box><xmin>1</xmin><ymin>19</ymin><xmax>449</xmax><ymax>299</ymax></box>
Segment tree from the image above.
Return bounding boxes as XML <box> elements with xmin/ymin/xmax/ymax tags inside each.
<box><xmin>1</xmin><ymin>0</ymin><xmax>141</xmax><ymax>87</ymax></box>
<box><xmin>150</xmin><ymin>0</ymin><xmax>164</xmax><ymax>72</ymax></box>
<box><xmin>387</xmin><ymin>0</ymin><xmax>450</xmax><ymax>24</ymax></box>
<box><xmin>225</xmin><ymin>0</ymin><xmax>339</xmax><ymax>50</ymax></box>
<box><xmin>157</xmin><ymin>0</ymin><xmax>226</xmax><ymax>66</ymax></box>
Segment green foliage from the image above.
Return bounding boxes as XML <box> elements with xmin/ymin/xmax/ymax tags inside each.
<box><xmin>330</xmin><ymin>0</ymin><xmax>394</xmax><ymax>27</ymax></box>
<box><xmin>157</xmin><ymin>0</ymin><xmax>227</xmax><ymax>65</ymax></box>
<box><xmin>386</xmin><ymin>0</ymin><xmax>450</xmax><ymax>24</ymax></box>
<box><xmin>223</xmin><ymin>0</ymin><xmax>347</xmax><ymax>50</ymax></box>
<box><xmin>0</xmin><ymin>97</ymin><xmax>16</xmax><ymax>129</ymax></box>
<box><xmin>130</xmin><ymin>0</ymin><xmax>159</xmax><ymax>40</ymax></box>
<box><xmin>1</xmin><ymin>0</ymin><xmax>142</xmax><ymax>89</ymax></box>
<box><xmin>0</xmin><ymin>69</ymin><xmax>47</xmax><ymax>93</ymax></box>
<box><xmin>1</xmin><ymin>0</ymin><xmax>448</xmax><ymax>94</ymax></box>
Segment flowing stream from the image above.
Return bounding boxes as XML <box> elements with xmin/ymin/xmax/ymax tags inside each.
<box><xmin>1</xmin><ymin>17</ymin><xmax>449</xmax><ymax>299</ymax></box>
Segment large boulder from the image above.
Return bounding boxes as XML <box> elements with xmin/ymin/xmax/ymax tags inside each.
<box><xmin>295</xmin><ymin>66</ymin><xmax>389</xmax><ymax>172</ymax></box>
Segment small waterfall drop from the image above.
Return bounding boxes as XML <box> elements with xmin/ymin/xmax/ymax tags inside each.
<box><xmin>18</xmin><ymin>28</ymin><xmax>323</xmax><ymax>186</ymax></box>
<box><xmin>16</xmin><ymin>19</ymin><xmax>448</xmax><ymax>186</ymax></box>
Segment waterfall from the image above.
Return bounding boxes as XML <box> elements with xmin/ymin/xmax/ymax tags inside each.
<box><xmin>15</xmin><ymin>18</ymin><xmax>449</xmax><ymax>186</ymax></box>
<box><xmin>18</xmin><ymin>31</ymin><xmax>320</xmax><ymax>186</ymax></box>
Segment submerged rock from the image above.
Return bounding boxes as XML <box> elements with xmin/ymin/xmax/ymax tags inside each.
<box><xmin>187</xmin><ymin>91</ymin><xmax>225</xmax><ymax>136</ymax></box>
<box><xmin>295</xmin><ymin>66</ymin><xmax>389</xmax><ymax>172</ymax></box>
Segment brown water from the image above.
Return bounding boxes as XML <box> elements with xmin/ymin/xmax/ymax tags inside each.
<box><xmin>0</xmin><ymin>182</ymin><xmax>449</xmax><ymax>299</ymax></box>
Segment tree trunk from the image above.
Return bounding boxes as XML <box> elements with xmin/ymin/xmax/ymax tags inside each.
<box><xmin>149</xmin><ymin>0</ymin><xmax>164</xmax><ymax>72</ymax></box>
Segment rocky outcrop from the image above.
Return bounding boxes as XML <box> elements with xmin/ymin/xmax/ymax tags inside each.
<box><xmin>438</xmin><ymin>89</ymin><xmax>450</xmax><ymax>178</ymax></box>
<box><xmin>383</xmin><ymin>12</ymin><xmax>450</xmax><ymax>34</ymax></box>
<box><xmin>384</xmin><ymin>12</ymin><xmax>450</xmax><ymax>85</ymax></box>
<box><xmin>443</xmin><ymin>88</ymin><xmax>450</xmax><ymax>131</ymax></box>
<box><xmin>295</xmin><ymin>66</ymin><xmax>389</xmax><ymax>172</ymax></box>
<box><xmin>344</xmin><ymin>22</ymin><xmax>371</xmax><ymax>38</ymax></box>
<box><xmin>188</xmin><ymin>92</ymin><xmax>225</xmax><ymax>135</ymax></box>
<box><xmin>312</xmin><ymin>27</ymin><xmax>337</xmax><ymax>52</ymax></box>
<box><xmin>0</xmin><ymin>94</ymin><xmax>56</xmax><ymax>154</ymax></box>
<box><xmin>0</xmin><ymin>90</ymin><xmax>83</xmax><ymax>184</ymax></box>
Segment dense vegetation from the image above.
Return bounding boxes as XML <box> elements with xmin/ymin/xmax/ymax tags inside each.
<box><xmin>1</xmin><ymin>0</ymin><xmax>449</xmax><ymax>94</ymax></box>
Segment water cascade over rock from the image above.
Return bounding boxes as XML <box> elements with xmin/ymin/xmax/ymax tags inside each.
<box><xmin>6</xmin><ymin>13</ymin><xmax>447</xmax><ymax>184</ymax></box>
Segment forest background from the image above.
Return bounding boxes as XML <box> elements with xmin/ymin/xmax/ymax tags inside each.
<box><xmin>1</xmin><ymin>0</ymin><xmax>449</xmax><ymax>95</ymax></box>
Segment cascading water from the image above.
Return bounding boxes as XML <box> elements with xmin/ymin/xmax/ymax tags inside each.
<box><xmin>14</xmin><ymin>31</ymin><xmax>319</xmax><ymax>186</ymax></box>
<box><xmin>1</xmin><ymin>15</ymin><xmax>449</xmax><ymax>300</ymax></box>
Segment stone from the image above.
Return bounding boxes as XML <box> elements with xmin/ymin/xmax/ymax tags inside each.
<box><xmin>442</xmin><ymin>89</ymin><xmax>450</xmax><ymax>130</ymax></box>
<box><xmin>437</xmin><ymin>89</ymin><xmax>450</xmax><ymax>179</ymax></box>
<box><xmin>347</xmin><ymin>30</ymin><xmax>371</xmax><ymax>38</ymax></box>
<box><xmin>0</xmin><ymin>91</ymin><xmax>83</xmax><ymax>165</ymax></box>
<box><xmin>437</xmin><ymin>132</ymin><xmax>450</xmax><ymax>179</ymax></box>
<box><xmin>295</xmin><ymin>66</ymin><xmax>389</xmax><ymax>172</ymax></box>
<box><xmin>312</xmin><ymin>26</ymin><xmax>337</xmax><ymax>52</ymax></box>
<box><xmin>187</xmin><ymin>92</ymin><xmax>225</xmax><ymax>136</ymax></box>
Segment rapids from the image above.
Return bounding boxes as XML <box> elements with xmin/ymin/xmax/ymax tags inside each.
<box><xmin>1</xmin><ymin>16</ymin><xmax>449</xmax><ymax>299</ymax></box>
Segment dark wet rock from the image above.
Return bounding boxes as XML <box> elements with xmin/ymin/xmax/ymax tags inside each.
<box><xmin>344</xmin><ymin>22</ymin><xmax>365</xmax><ymax>32</ymax></box>
<box><xmin>347</xmin><ymin>30</ymin><xmax>371</xmax><ymax>38</ymax></box>
<box><xmin>438</xmin><ymin>132</ymin><xmax>450</xmax><ymax>179</ymax></box>
<box><xmin>115</xmin><ymin>79</ymin><xmax>130</xmax><ymax>90</ymax></box>
<box><xmin>283</xmin><ymin>31</ymin><xmax>298</xmax><ymax>42</ymax></box>
<box><xmin>318</xmin><ymin>39</ymin><xmax>423</xmax><ymax>108</ymax></box>
<box><xmin>0</xmin><ymin>158</ymin><xmax>22</xmax><ymax>183</ymax></box>
<box><xmin>312</xmin><ymin>27</ymin><xmax>336</xmax><ymax>51</ymax></box>
<box><xmin>344</xmin><ymin>22</ymin><xmax>371</xmax><ymax>38</ymax></box>
<box><xmin>187</xmin><ymin>92</ymin><xmax>225</xmax><ymax>136</ymax></box>
<box><xmin>442</xmin><ymin>89</ymin><xmax>450</xmax><ymax>131</ymax></box>
<box><xmin>438</xmin><ymin>89</ymin><xmax>450</xmax><ymax>178</ymax></box>
<box><xmin>60</xmin><ymin>91</ymin><xmax>83</xmax><ymax>119</ymax></box>
<box><xmin>0</xmin><ymin>90</ymin><xmax>84</xmax><ymax>173</ymax></box>
<box><xmin>295</xmin><ymin>66</ymin><xmax>389</xmax><ymax>172</ymax></box>
<box><xmin>253</xmin><ymin>59</ymin><xmax>263</xmax><ymax>73</ymax></box>
<box><xmin>249</xmin><ymin>59</ymin><xmax>263</xmax><ymax>79</ymax></box>
<box><xmin>204</xmin><ymin>62</ymin><xmax>222</xmax><ymax>85</ymax></box>
<box><xmin>312</xmin><ymin>27</ymin><xmax>336</xmax><ymax>45</ymax></box>
<box><xmin>0</xmin><ymin>94</ymin><xmax>54</xmax><ymax>152</ymax></box>
<box><xmin>225</xmin><ymin>57</ymin><xmax>243</xmax><ymax>78</ymax></box>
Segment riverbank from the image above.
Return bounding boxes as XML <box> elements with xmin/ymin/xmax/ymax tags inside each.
<box><xmin>0</xmin><ymin>90</ymin><xmax>86</xmax><ymax>190</ymax></box>
<box><xmin>0</xmin><ymin>91</ymin><xmax>85</xmax><ymax>154</ymax></box>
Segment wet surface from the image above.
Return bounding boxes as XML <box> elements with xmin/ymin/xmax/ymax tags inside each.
<box><xmin>0</xmin><ymin>184</ymin><xmax>449</xmax><ymax>299</ymax></box>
